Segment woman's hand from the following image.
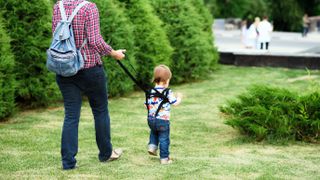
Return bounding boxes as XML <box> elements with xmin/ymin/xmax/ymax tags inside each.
<box><xmin>110</xmin><ymin>49</ymin><xmax>126</xmax><ymax>60</ymax></box>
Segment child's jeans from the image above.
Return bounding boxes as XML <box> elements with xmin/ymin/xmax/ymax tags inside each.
<box><xmin>147</xmin><ymin>116</ymin><xmax>170</xmax><ymax>159</ymax></box>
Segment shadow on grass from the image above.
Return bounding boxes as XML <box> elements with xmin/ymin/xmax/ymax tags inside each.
<box><xmin>224</xmin><ymin>134</ymin><xmax>320</xmax><ymax>147</ymax></box>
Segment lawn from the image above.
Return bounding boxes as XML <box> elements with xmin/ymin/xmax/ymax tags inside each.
<box><xmin>0</xmin><ymin>65</ymin><xmax>320</xmax><ymax>179</ymax></box>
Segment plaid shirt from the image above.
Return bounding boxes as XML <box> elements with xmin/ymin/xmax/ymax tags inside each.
<box><xmin>52</xmin><ymin>0</ymin><xmax>113</xmax><ymax>69</ymax></box>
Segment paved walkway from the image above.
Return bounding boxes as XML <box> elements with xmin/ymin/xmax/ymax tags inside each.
<box><xmin>214</xmin><ymin>29</ymin><xmax>320</xmax><ymax>57</ymax></box>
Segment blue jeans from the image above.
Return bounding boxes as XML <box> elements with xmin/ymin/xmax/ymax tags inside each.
<box><xmin>56</xmin><ymin>65</ymin><xmax>112</xmax><ymax>169</ymax></box>
<box><xmin>147</xmin><ymin>117</ymin><xmax>170</xmax><ymax>159</ymax></box>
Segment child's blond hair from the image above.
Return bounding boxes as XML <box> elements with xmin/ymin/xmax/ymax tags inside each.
<box><xmin>152</xmin><ymin>65</ymin><xmax>172</xmax><ymax>84</ymax></box>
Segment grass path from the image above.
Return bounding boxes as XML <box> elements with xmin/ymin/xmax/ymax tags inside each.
<box><xmin>1</xmin><ymin>65</ymin><xmax>320</xmax><ymax>179</ymax></box>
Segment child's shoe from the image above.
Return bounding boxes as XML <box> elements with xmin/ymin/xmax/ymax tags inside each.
<box><xmin>160</xmin><ymin>157</ymin><xmax>172</xmax><ymax>165</ymax></box>
<box><xmin>148</xmin><ymin>147</ymin><xmax>157</xmax><ymax>156</ymax></box>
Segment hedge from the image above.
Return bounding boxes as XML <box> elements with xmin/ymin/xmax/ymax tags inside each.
<box><xmin>152</xmin><ymin>0</ymin><xmax>218</xmax><ymax>83</ymax></box>
<box><xmin>0</xmin><ymin>15</ymin><xmax>16</xmax><ymax>120</ymax></box>
<box><xmin>220</xmin><ymin>85</ymin><xmax>320</xmax><ymax>142</ymax></box>
<box><xmin>119</xmin><ymin>0</ymin><xmax>173</xmax><ymax>84</ymax></box>
<box><xmin>189</xmin><ymin>0</ymin><xmax>219</xmax><ymax>71</ymax></box>
<box><xmin>0</xmin><ymin>0</ymin><xmax>60</xmax><ymax>107</ymax></box>
<box><xmin>92</xmin><ymin>0</ymin><xmax>135</xmax><ymax>97</ymax></box>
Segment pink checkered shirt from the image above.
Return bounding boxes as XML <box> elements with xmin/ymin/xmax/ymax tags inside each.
<box><xmin>52</xmin><ymin>0</ymin><xmax>113</xmax><ymax>69</ymax></box>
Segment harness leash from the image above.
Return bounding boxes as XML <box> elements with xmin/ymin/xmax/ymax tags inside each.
<box><xmin>116</xmin><ymin>59</ymin><xmax>170</xmax><ymax>118</ymax></box>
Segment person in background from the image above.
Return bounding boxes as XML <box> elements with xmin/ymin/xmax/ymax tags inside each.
<box><xmin>302</xmin><ymin>14</ymin><xmax>311</xmax><ymax>37</ymax></box>
<box><xmin>240</xmin><ymin>20</ymin><xmax>248</xmax><ymax>47</ymax></box>
<box><xmin>253</xmin><ymin>17</ymin><xmax>261</xmax><ymax>49</ymax></box>
<box><xmin>257</xmin><ymin>16</ymin><xmax>273</xmax><ymax>50</ymax></box>
<box><xmin>246</xmin><ymin>18</ymin><xmax>259</xmax><ymax>49</ymax></box>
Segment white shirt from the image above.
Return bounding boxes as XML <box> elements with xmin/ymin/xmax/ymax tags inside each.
<box><xmin>257</xmin><ymin>20</ymin><xmax>273</xmax><ymax>42</ymax></box>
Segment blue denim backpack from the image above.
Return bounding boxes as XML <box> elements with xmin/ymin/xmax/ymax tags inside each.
<box><xmin>46</xmin><ymin>0</ymin><xmax>89</xmax><ymax>77</ymax></box>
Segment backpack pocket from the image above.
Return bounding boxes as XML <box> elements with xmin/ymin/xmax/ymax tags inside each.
<box><xmin>46</xmin><ymin>49</ymin><xmax>82</xmax><ymax>77</ymax></box>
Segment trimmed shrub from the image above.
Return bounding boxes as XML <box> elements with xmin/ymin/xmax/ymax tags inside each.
<box><xmin>118</xmin><ymin>0</ymin><xmax>173</xmax><ymax>84</ymax></box>
<box><xmin>189</xmin><ymin>0</ymin><xmax>219</xmax><ymax>71</ymax></box>
<box><xmin>92</xmin><ymin>0</ymin><xmax>135</xmax><ymax>96</ymax></box>
<box><xmin>152</xmin><ymin>0</ymin><xmax>218</xmax><ymax>83</ymax></box>
<box><xmin>220</xmin><ymin>85</ymin><xmax>320</xmax><ymax>142</ymax></box>
<box><xmin>0</xmin><ymin>0</ymin><xmax>60</xmax><ymax>107</ymax></box>
<box><xmin>0</xmin><ymin>15</ymin><xmax>15</xmax><ymax>120</ymax></box>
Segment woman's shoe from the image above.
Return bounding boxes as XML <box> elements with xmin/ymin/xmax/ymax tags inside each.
<box><xmin>107</xmin><ymin>148</ymin><xmax>123</xmax><ymax>161</ymax></box>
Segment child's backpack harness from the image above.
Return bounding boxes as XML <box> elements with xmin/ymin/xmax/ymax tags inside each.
<box><xmin>46</xmin><ymin>0</ymin><xmax>89</xmax><ymax>77</ymax></box>
<box><xmin>116</xmin><ymin>60</ymin><xmax>170</xmax><ymax>118</ymax></box>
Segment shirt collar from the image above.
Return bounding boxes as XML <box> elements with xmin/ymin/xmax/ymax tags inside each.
<box><xmin>155</xmin><ymin>85</ymin><xmax>165</xmax><ymax>89</ymax></box>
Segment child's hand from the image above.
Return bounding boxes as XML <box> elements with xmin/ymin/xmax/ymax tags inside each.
<box><xmin>176</xmin><ymin>92</ymin><xmax>183</xmax><ymax>99</ymax></box>
<box><xmin>172</xmin><ymin>92</ymin><xmax>183</xmax><ymax>106</ymax></box>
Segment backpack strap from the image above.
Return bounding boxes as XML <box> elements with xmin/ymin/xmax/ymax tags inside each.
<box><xmin>59</xmin><ymin>1</ymin><xmax>89</xmax><ymax>58</ymax></box>
<box><xmin>59</xmin><ymin>1</ymin><xmax>67</xmax><ymax>22</ymax></box>
<box><xmin>67</xmin><ymin>1</ymin><xmax>89</xmax><ymax>22</ymax></box>
<box><xmin>58</xmin><ymin>1</ymin><xmax>89</xmax><ymax>23</ymax></box>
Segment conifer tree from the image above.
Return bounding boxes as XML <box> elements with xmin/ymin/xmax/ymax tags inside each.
<box><xmin>118</xmin><ymin>0</ymin><xmax>173</xmax><ymax>84</ymax></box>
<box><xmin>92</xmin><ymin>0</ymin><xmax>135</xmax><ymax>96</ymax></box>
<box><xmin>0</xmin><ymin>15</ymin><xmax>15</xmax><ymax>120</ymax></box>
<box><xmin>0</xmin><ymin>0</ymin><xmax>60</xmax><ymax>107</ymax></box>
<box><xmin>152</xmin><ymin>0</ymin><xmax>218</xmax><ymax>83</ymax></box>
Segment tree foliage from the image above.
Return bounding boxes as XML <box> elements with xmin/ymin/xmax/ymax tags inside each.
<box><xmin>0</xmin><ymin>15</ymin><xmax>15</xmax><ymax>120</ymax></box>
<box><xmin>267</xmin><ymin>0</ymin><xmax>303</xmax><ymax>32</ymax></box>
<box><xmin>152</xmin><ymin>0</ymin><xmax>218</xmax><ymax>83</ymax></box>
<box><xmin>206</xmin><ymin>0</ymin><xmax>320</xmax><ymax>31</ymax></box>
<box><xmin>0</xmin><ymin>0</ymin><xmax>60</xmax><ymax>107</ymax></box>
<box><xmin>92</xmin><ymin>0</ymin><xmax>135</xmax><ymax>96</ymax></box>
<box><xmin>118</xmin><ymin>0</ymin><xmax>173</xmax><ymax>84</ymax></box>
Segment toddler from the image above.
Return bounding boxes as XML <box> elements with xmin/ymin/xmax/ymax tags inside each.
<box><xmin>145</xmin><ymin>65</ymin><xmax>182</xmax><ymax>164</ymax></box>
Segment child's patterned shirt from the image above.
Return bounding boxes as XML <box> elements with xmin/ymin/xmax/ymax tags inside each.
<box><xmin>146</xmin><ymin>86</ymin><xmax>177</xmax><ymax>120</ymax></box>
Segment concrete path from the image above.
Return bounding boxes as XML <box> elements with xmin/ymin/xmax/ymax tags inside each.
<box><xmin>214</xmin><ymin>29</ymin><xmax>320</xmax><ymax>56</ymax></box>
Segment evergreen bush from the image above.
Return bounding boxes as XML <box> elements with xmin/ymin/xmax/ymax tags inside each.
<box><xmin>0</xmin><ymin>0</ymin><xmax>60</xmax><ymax>107</ymax></box>
<box><xmin>220</xmin><ymin>85</ymin><xmax>320</xmax><ymax>142</ymax></box>
<box><xmin>189</xmin><ymin>0</ymin><xmax>219</xmax><ymax>71</ymax></box>
<box><xmin>92</xmin><ymin>0</ymin><xmax>135</xmax><ymax>96</ymax></box>
<box><xmin>118</xmin><ymin>0</ymin><xmax>173</xmax><ymax>84</ymax></box>
<box><xmin>0</xmin><ymin>15</ymin><xmax>16</xmax><ymax>120</ymax></box>
<box><xmin>295</xmin><ymin>92</ymin><xmax>320</xmax><ymax>142</ymax></box>
<box><xmin>152</xmin><ymin>0</ymin><xmax>218</xmax><ymax>83</ymax></box>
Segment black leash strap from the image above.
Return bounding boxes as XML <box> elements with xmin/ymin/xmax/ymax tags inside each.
<box><xmin>116</xmin><ymin>60</ymin><xmax>148</xmax><ymax>93</ymax></box>
<box><xmin>116</xmin><ymin>59</ymin><xmax>171</xmax><ymax>117</ymax></box>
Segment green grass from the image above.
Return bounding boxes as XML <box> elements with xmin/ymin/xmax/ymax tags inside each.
<box><xmin>1</xmin><ymin>65</ymin><xmax>320</xmax><ymax>179</ymax></box>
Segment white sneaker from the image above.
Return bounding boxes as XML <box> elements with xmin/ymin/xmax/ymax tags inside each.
<box><xmin>107</xmin><ymin>148</ymin><xmax>123</xmax><ymax>161</ymax></box>
<box><xmin>148</xmin><ymin>148</ymin><xmax>157</xmax><ymax>156</ymax></box>
<box><xmin>160</xmin><ymin>157</ymin><xmax>172</xmax><ymax>165</ymax></box>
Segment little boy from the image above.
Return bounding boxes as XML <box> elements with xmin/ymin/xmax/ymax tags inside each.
<box><xmin>146</xmin><ymin>65</ymin><xmax>182</xmax><ymax>164</ymax></box>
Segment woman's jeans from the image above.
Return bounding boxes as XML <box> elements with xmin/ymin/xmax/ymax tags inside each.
<box><xmin>148</xmin><ymin>117</ymin><xmax>170</xmax><ymax>159</ymax></box>
<box><xmin>56</xmin><ymin>65</ymin><xmax>112</xmax><ymax>169</ymax></box>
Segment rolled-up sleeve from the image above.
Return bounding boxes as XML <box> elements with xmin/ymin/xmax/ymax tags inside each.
<box><xmin>85</xmin><ymin>3</ymin><xmax>113</xmax><ymax>56</ymax></box>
